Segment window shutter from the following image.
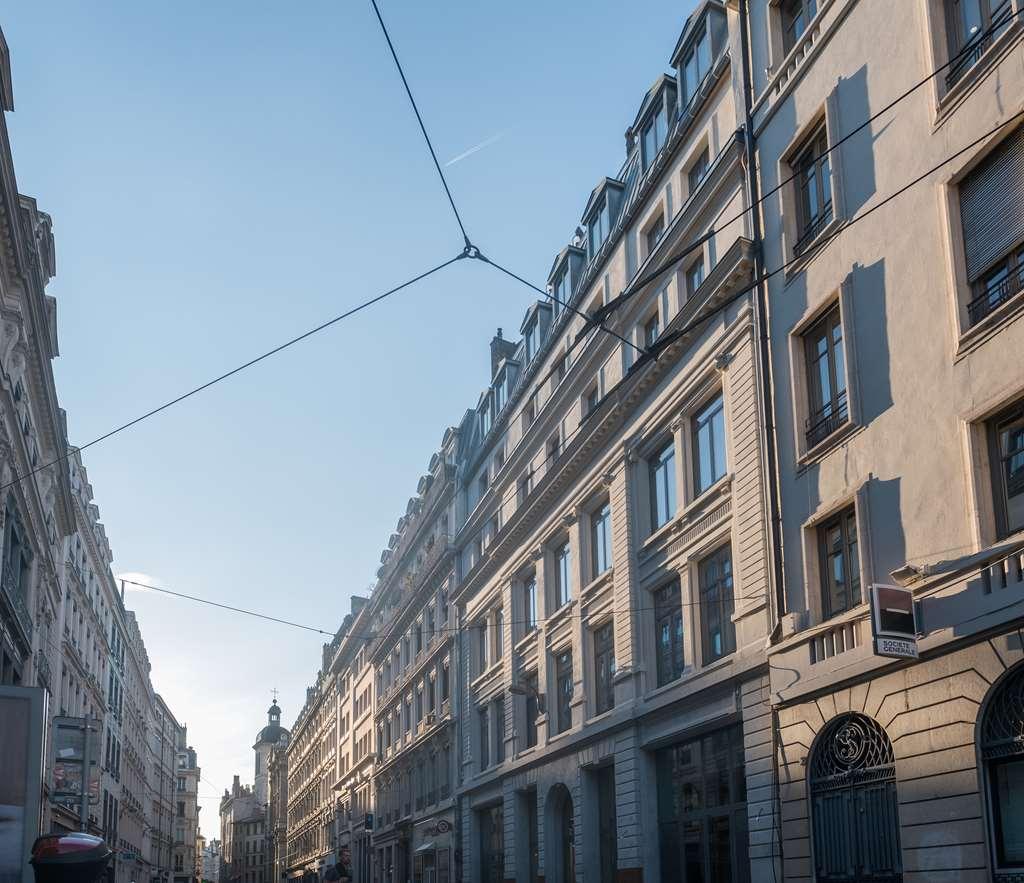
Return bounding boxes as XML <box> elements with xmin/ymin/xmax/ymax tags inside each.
<box><xmin>960</xmin><ymin>124</ymin><xmax>1024</xmax><ymax>281</ymax></box>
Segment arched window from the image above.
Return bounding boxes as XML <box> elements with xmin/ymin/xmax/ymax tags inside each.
<box><xmin>980</xmin><ymin>662</ymin><xmax>1024</xmax><ymax>877</ymax></box>
<box><xmin>810</xmin><ymin>713</ymin><xmax>902</xmax><ymax>882</ymax></box>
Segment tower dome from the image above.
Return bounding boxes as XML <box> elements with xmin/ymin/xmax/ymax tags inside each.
<box><xmin>256</xmin><ymin>701</ymin><xmax>287</xmax><ymax>745</ymax></box>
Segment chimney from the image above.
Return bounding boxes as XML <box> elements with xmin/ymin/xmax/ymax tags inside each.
<box><xmin>490</xmin><ymin>328</ymin><xmax>517</xmax><ymax>378</ymax></box>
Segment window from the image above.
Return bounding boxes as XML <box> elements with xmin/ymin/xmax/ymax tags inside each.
<box><xmin>656</xmin><ymin>725</ymin><xmax>749</xmax><ymax>883</ymax></box>
<box><xmin>781</xmin><ymin>0</ymin><xmax>818</xmax><ymax>53</ymax></box>
<box><xmin>945</xmin><ymin>0</ymin><xmax>1014</xmax><ymax>87</ymax></box>
<box><xmin>793</xmin><ymin>124</ymin><xmax>833</xmax><ymax>255</ymax></box>
<box><xmin>692</xmin><ymin>394</ymin><xmax>727</xmax><ymax>495</ymax></box>
<box><xmin>480</xmin><ymin>401</ymin><xmax>492</xmax><ymax>437</ymax></box>
<box><xmin>523</xmin><ymin>395</ymin><xmax>537</xmax><ymax>430</ymax></box>
<box><xmin>681</xmin><ymin>25</ymin><xmax>712</xmax><ymax>105</ymax></box>
<box><xmin>591</xmin><ymin>502</ymin><xmax>612</xmax><ymax>577</ymax></box>
<box><xmin>818</xmin><ymin>506</ymin><xmax>860</xmax><ymax>619</ymax></box>
<box><xmin>699</xmin><ymin>545</ymin><xmax>736</xmax><ymax>663</ymax></box>
<box><xmin>554</xmin><ymin>541</ymin><xmax>572</xmax><ymax>607</ymax></box>
<box><xmin>554</xmin><ymin>650</ymin><xmax>573</xmax><ymax>734</ymax></box>
<box><xmin>645</xmin><ymin>214</ymin><xmax>665</xmax><ymax>256</ymax></box>
<box><xmin>981</xmin><ymin>663</ymin><xmax>1024</xmax><ymax>874</ymax></box>
<box><xmin>643</xmin><ymin>312</ymin><xmax>660</xmax><ymax>348</ymax></box>
<box><xmin>803</xmin><ymin>304</ymin><xmax>848</xmax><ymax>448</ymax></box>
<box><xmin>588</xmin><ymin>198</ymin><xmax>612</xmax><ymax>257</ymax></box>
<box><xmin>479</xmin><ymin>705</ymin><xmax>490</xmax><ymax>770</ymax></box>
<box><xmin>525</xmin><ymin>320</ymin><xmax>541</xmax><ymax>363</ymax></box>
<box><xmin>552</xmin><ymin>267</ymin><xmax>571</xmax><ymax>314</ymax></box>
<box><xmin>493</xmin><ymin>696</ymin><xmax>505</xmax><ymax>763</ymax></box>
<box><xmin>523</xmin><ymin>671</ymin><xmax>539</xmax><ymax>749</ymax></box>
<box><xmin>493</xmin><ymin>377</ymin><xmax>507</xmax><ymax>415</ymax></box>
<box><xmin>685</xmin><ymin>256</ymin><xmax>705</xmax><ymax>298</ymax></box>
<box><xmin>523</xmin><ymin>576</ymin><xmax>538</xmax><ymax>632</ymax></box>
<box><xmin>649</xmin><ymin>440</ymin><xmax>677</xmax><ymax>531</ymax></box>
<box><xmin>688</xmin><ymin>148</ymin><xmax>710</xmax><ymax>194</ymax></box>
<box><xmin>959</xmin><ymin>124</ymin><xmax>1024</xmax><ymax>325</ymax></box>
<box><xmin>654</xmin><ymin>581</ymin><xmax>685</xmax><ymax>686</ymax></box>
<box><xmin>518</xmin><ymin>472</ymin><xmax>533</xmax><ymax>506</ymax></box>
<box><xmin>547</xmin><ymin>431</ymin><xmax>562</xmax><ymax>461</ymax></box>
<box><xmin>441</xmin><ymin>661</ymin><xmax>450</xmax><ymax>703</ymax></box>
<box><xmin>478</xmin><ymin>622</ymin><xmax>490</xmax><ymax>674</ymax></box>
<box><xmin>593</xmin><ymin>623</ymin><xmax>616</xmax><ymax>715</ymax></box>
<box><xmin>584</xmin><ymin>383</ymin><xmax>601</xmax><ymax>417</ymax></box>
<box><xmin>495</xmin><ymin>610</ymin><xmax>504</xmax><ymax>659</ymax></box>
<box><xmin>641</xmin><ymin>98</ymin><xmax>670</xmax><ymax>171</ymax></box>
<box><xmin>989</xmin><ymin>399</ymin><xmax>1024</xmax><ymax>538</ymax></box>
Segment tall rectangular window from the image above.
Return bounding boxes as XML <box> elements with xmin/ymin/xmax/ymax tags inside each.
<box><xmin>553</xmin><ymin>268</ymin><xmax>571</xmax><ymax>314</ymax></box>
<box><xmin>793</xmin><ymin>125</ymin><xmax>832</xmax><ymax>255</ymax></box>
<box><xmin>588</xmin><ymin>198</ymin><xmax>612</xmax><ymax>257</ymax></box>
<box><xmin>525</xmin><ymin>320</ymin><xmax>541</xmax><ymax>363</ymax></box>
<box><xmin>699</xmin><ymin>544</ymin><xmax>736</xmax><ymax>663</ymax></box>
<box><xmin>960</xmin><ymin>124</ymin><xmax>1024</xmax><ymax>325</ymax></box>
<box><xmin>524</xmin><ymin>671</ymin><xmax>539</xmax><ymax>749</ymax></box>
<box><xmin>494</xmin><ymin>610</ymin><xmax>504</xmax><ymax>660</ymax></box>
<box><xmin>554</xmin><ymin>650</ymin><xmax>573</xmax><ymax>734</ymax></box>
<box><xmin>523</xmin><ymin>576</ymin><xmax>538</xmax><ymax>632</ymax></box>
<box><xmin>688</xmin><ymin>148</ymin><xmax>710</xmax><ymax>194</ymax></box>
<box><xmin>693</xmin><ymin>394</ymin><xmax>726</xmax><ymax>495</ymax></box>
<box><xmin>493</xmin><ymin>696</ymin><xmax>505</xmax><ymax>764</ymax></box>
<box><xmin>781</xmin><ymin>0</ymin><xmax>818</xmax><ymax>53</ymax></box>
<box><xmin>478</xmin><ymin>705</ymin><xmax>490</xmax><ymax>770</ymax></box>
<box><xmin>650</xmin><ymin>440</ymin><xmax>677</xmax><ymax>531</ymax></box>
<box><xmin>645</xmin><ymin>215</ymin><xmax>665</xmax><ymax>255</ymax></box>
<box><xmin>989</xmin><ymin>399</ymin><xmax>1024</xmax><ymax>538</ymax></box>
<box><xmin>686</xmin><ymin>256</ymin><xmax>705</xmax><ymax>298</ymax></box>
<box><xmin>681</xmin><ymin>26</ymin><xmax>711</xmax><ymax>105</ymax></box>
<box><xmin>554</xmin><ymin>541</ymin><xmax>572</xmax><ymax>607</ymax></box>
<box><xmin>804</xmin><ymin>304</ymin><xmax>848</xmax><ymax>447</ymax></box>
<box><xmin>593</xmin><ymin>623</ymin><xmax>616</xmax><ymax>715</ymax></box>
<box><xmin>654</xmin><ymin>581</ymin><xmax>685</xmax><ymax>686</ymax></box>
<box><xmin>945</xmin><ymin>0</ymin><xmax>1014</xmax><ymax>87</ymax></box>
<box><xmin>644</xmin><ymin>312</ymin><xmax>660</xmax><ymax>348</ymax></box>
<box><xmin>642</xmin><ymin>99</ymin><xmax>670</xmax><ymax>171</ymax></box>
<box><xmin>819</xmin><ymin>506</ymin><xmax>860</xmax><ymax>619</ymax></box>
<box><xmin>591</xmin><ymin>502</ymin><xmax>612</xmax><ymax>577</ymax></box>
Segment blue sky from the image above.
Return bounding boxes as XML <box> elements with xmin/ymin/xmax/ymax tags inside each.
<box><xmin>3</xmin><ymin>0</ymin><xmax>695</xmax><ymax>834</ymax></box>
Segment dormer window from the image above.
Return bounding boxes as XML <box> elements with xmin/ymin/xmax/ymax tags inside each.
<box><xmin>525</xmin><ymin>319</ymin><xmax>541</xmax><ymax>363</ymax></box>
<box><xmin>588</xmin><ymin>198</ymin><xmax>612</xmax><ymax>257</ymax></box>
<box><xmin>681</xmin><ymin>22</ymin><xmax>711</xmax><ymax>106</ymax></box>
<box><xmin>552</xmin><ymin>268</ymin><xmax>571</xmax><ymax>316</ymax></box>
<box><xmin>641</xmin><ymin>95</ymin><xmax>672</xmax><ymax>172</ymax></box>
<box><xmin>480</xmin><ymin>399</ymin><xmax>492</xmax><ymax>437</ymax></box>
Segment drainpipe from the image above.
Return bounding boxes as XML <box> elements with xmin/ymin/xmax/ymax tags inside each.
<box><xmin>739</xmin><ymin>0</ymin><xmax>786</xmax><ymax>878</ymax></box>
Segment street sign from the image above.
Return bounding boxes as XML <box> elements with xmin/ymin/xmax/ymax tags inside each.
<box><xmin>870</xmin><ymin>583</ymin><xmax>919</xmax><ymax>659</ymax></box>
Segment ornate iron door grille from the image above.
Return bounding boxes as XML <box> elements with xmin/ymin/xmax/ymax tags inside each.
<box><xmin>810</xmin><ymin>714</ymin><xmax>903</xmax><ymax>883</ymax></box>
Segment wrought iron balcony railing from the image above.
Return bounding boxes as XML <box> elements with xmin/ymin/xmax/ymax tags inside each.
<box><xmin>1</xmin><ymin>564</ymin><xmax>32</xmax><ymax>646</ymax></box>
<box><xmin>805</xmin><ymin>390</ymin><xmax>848</xmax><ymax>449</ymax></box>
<box><xmin>967</xmin><ymin>261</ymin><xmax>1024</xmax><ymax>326</ymax></box>
<box><xmin>946</xmin><ymin>0</ymin><xmax>1014</xmax><ymax>88</ymax></box>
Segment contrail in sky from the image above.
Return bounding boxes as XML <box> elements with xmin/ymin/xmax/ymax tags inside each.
<box><xmin>445</xmin><ymin>130</ymin><xmax>509</xmax><ymax>166</ymax></box>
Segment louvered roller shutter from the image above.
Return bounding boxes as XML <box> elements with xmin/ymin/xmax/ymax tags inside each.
<box><xmin>960</xmin><ymin>123</ymin><xmax>1024</xmax><ymax>282</ymax></box>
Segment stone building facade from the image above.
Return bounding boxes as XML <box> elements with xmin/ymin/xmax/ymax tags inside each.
<box><xmin>743</xmin><ymin>0</ymin><xmax>1024</xmax><ymax>880</ymax></box>
<box><xmin>174</xmin><ymin>741</ymin><xmax>201</xmax><ymax>883</ymax></box>
<box><xmin>369</xmin><ymin>438</ymin><xmax>459</xmax><ymax>883</ymax></box>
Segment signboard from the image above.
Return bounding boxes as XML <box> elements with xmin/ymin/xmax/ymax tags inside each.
<box><xmin>52</xmin><ymin>716</ymin><xmax>101</xmax><ymax>803</ymax></box>
<box><xmin>870</xmin><ymin>583</ymin><xmax>919</xmax><ymax>659</ymax></box>
<box><xmin>0</xmin><ymin>686</ymin><xmax>47</xmax><ymax>883</ymax></box>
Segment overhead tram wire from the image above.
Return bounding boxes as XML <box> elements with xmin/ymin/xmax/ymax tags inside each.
<box><xmin>368</xmin><ymin>0</ymin><xmax>472</xmax><ymax>248</ymax></box>
<box><xmin>117</xmin><ymin>576</ymin><xmax>771</xmax><ymax>640</ymax></box>
<box><xmin>640</xmin><ymin>107</ymin><xmax>1024</xmax><ymax>366</ymax></box>
<box><xmin>590</xmin><ymin>4</ymin><xmax>1024</xmax><ymax>325</ymax></box>
<box><xmin>0</xmin><ymin>253</ymin><xmax>466</xmax><ymax>495</ymax></box>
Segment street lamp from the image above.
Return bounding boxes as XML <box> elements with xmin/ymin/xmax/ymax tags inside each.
<box><xmin>508</xmin><ymin>680</ymin><xmax>546</xmax><ymax>715</ymax></box>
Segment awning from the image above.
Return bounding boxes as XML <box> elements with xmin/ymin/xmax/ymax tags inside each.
<box><xmin>414</xmin><ymin>842</ymin><xmax>435</xmax><ymax>854</ymax></box>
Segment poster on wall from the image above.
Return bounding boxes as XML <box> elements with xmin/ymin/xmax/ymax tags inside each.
<box><xmin>0</xmin><ymin>686</ymin><xmax>46</xmax><ymax>883</ymax></box>
<box><xmin>51</xmin><ymin>716</ymin><xmax>101</xmax><ymax>802</ymax></box>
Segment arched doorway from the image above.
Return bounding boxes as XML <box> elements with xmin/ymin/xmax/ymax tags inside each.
<box><xmin>980</xmin><ymin>662</ymin><xmax>1024</xmax><ymax>877</ymax></box>
<box><xmin>546</xmin><ymin>784</ymin><xmax>575</xmax><ymax>883</ymax></box>
<box><xmin>809</xmin><ymin>713</ymin><xmax>902</xmax><ymax>882</ymax></box>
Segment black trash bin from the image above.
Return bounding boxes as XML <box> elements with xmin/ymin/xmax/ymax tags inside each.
<box><xmin>30</xmin><ymin>833</ymin><xmax>112</xmax><ymax>883</ymax></box>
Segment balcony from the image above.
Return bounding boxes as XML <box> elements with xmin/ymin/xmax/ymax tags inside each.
<box><xmin>0</xmin><ymin>563</ymin><xmax>32</xmax><ymax>649</ymax></box>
